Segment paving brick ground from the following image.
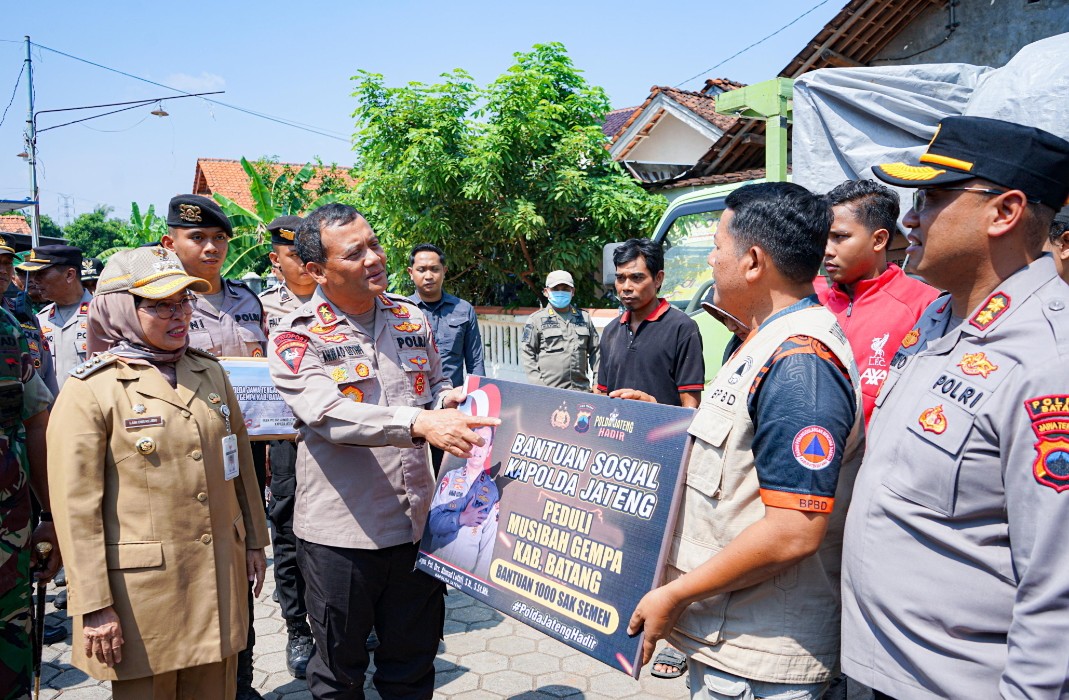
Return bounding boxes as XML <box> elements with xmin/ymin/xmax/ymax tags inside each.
<box><xmin>33</xmin><ymin>545</ymin><xmax>689</xmax><ymax>699</ymax></box>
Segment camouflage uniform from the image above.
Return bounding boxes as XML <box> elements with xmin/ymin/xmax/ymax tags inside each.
<box><xmin>0</xmin><ymin>305</ymin><xmax>52</xmax><ymax>700</ymax></box>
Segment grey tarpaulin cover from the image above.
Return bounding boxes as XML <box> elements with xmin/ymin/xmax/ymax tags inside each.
<box><xmin>792</xmin><ymin>32</ymin><xmax>1069</xmax><ymax>207</ymax></box>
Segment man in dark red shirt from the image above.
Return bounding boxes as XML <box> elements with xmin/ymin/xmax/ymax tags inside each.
<box><xmin>815</xmin><ymin>180</ymin><xmax>940</xmax><ymax>425</ymax></box>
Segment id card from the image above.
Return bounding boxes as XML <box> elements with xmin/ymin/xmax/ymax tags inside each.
<box><xmin>222</xmin><ymin>434</ymin><xmax>239</xmax><ymax>481</ymax></box>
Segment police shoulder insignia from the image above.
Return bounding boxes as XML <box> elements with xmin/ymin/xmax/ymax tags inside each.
<box><xmin>316</xmin><ymin>303</ymin><xmax>339</xmax><ymax>326</ymax></box>
<box><xmin>957</xmin><ymin>352</ymin><xmax>998</xmax><ymax>378</ymax></box>
<box><xmin>970</xmin><ymin>292</ymin><xmax>1011</xmax><ymax>330</ymax></box>
<box><xmin>918</xmin><ymin>405</ymin><xmax>948</xmax><ymax>434</ymax></box>
<box><xmin>186</xmin><ymin>347</ymin><xmax>220</xmax><ymax>361</ymax></box>
<box><xmin>901</xmin><ymin>329</ymin><xmax>920</xmax><ymax>348</ymax></box>
<box><xmin>69</xmin><ymin>352</ymin><xmax>119</xmax><ymax>378</ymax></box>
<box><xmin>377</xmin><ymin>294</ymin><xmax>395</xmax><ymax>307</ymax></box>
<box><xmin>1025</xmin><ymin>395</ymin><xmax>1069</xmax><ymax>493</ymax></box>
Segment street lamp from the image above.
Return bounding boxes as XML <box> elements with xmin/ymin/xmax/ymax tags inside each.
<box><xmin>19</xmin><ymin>35</ymin><xmax>224</xmax><ymax>246</ymax></box>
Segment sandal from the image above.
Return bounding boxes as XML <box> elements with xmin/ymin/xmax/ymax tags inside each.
<box><xmin>650</xmin><ymin>646</ymin><xmax>688</xmax><ymax>679</ymax></box>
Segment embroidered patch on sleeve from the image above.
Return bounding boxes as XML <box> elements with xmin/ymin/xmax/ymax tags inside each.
<box><xmin>1025</xmin><ymin>395</ymin><xmax>1069</xmax><ymax>493</ymax></box>
<box><xmin>792</xmin><ymin>426</ymin><xmax>835</xmax><ymax>470</ymax></box>
<box><xmin>273</xmin><ymin>332</ymin><xmax>310</xmax><ymax>373</ymax></box>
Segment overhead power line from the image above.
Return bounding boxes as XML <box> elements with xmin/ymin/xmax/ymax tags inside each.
<box><xmin>675</xmin><ymin>0</ymin><xmax>833</xmax><ymax>88</ymax></box>
<box><xmin>0</xmin><ymin>62</ymin><xmax>23</xmax><ymax>130</ymax></box>
<box><xmin>30</xmin><ymin>42</ymin><xmax>351</xmax><ymax>142</ymax></box>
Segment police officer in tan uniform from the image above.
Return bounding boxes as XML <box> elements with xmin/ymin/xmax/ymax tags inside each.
<box><xmin>17</xmin><ymin>245</ymin><xmax>92</xmax><ymax>392</ymax></box>
<box><xmin>258</xmin><ymin>215</ymin><xmax>316</xmax><ymax>679</ymax></box>
<box><xmin>521</xmin><ymin>270</ymin><xmax>599</xmax><ymax>391</ymax></box>
<box><xmin>161</xmin><ymin>194</ymin><xmax>268</xmax><ymax>699</ymax></box>
<box><xmin>842</xmin><ymin>117</ymin><xmax>1069</xmax><ymax>699</ymax></box>
<box><xmin>268</xmin><ymin>203</ymin><xmax>497</xmax><ymax>699</ymax></box>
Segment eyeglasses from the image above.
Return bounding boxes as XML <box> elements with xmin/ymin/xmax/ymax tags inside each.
<box><xmin>140</xmin><ymin>296</ymin><xmax>197</xmax><ymax>319</ymax></box>
<box><xmin>912</xmin><ymin>187</ymin><xmax>1042</xmax><ymax>213</ymax></box>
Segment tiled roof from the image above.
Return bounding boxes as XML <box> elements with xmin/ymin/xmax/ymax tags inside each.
<box><xmin>609</xmin><ymin>84</ymin><xmax>742</xmax><ymax>148</ymax></box>
<box><xmin>661</xmin><ymin>168</ymin><xmax>770</xmax><ymax>190</ymax></box>
<box><xmin>192</xmin><ymin>158</ymin><xmax>358</xmax><ymax>213</ymax></box>
<box><xmin>702</xmin><ymin>78</ymin><xmax>746</xmax><ymax>94</ymax></box>
<box><xmin>0</xmin><ymin>215</ymin><xmax>31</xmax><ymax>235</ymax></box>
<box><xmin>602</xmin><ymin>107</ymin><xmax>639</xmax><ymax>137</ymax></box>
<box><xmin>688</xmin><ymin>0</ymin><xmax>941</xmax><ymax>182</ymax></box>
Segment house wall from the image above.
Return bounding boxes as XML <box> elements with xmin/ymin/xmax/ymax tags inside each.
<box><xmin>873</xmin><ymin>0</ymin><xmax>1069</xmax><ymax>68</ymax></box>
<box><xmin>627</xmin><ymin>114</ymin><xmax>719</xmax><ymax>165</ymax></box>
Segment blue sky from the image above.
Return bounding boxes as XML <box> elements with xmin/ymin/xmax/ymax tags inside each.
<box><xmin>5</xmin><ymin>0</ymin><xmax>843</xmax><ymax>223</ymax></box>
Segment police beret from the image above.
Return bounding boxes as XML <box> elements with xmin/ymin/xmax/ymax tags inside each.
<box><xmin>267</xmin><ymin>215</ymin><xmax>304</xmax><ymax>246</ymax></box>
<box><xmin>166</xmin><ymin>194</ymin><xmax>233</xmax><ymax>237</ymax></box>
<box><xmin>80</xmin><ymin>257</ymin><xmax>104</xmax><ymax>282</ymax></box>
<box><xmin>873</xmin><ymin>116</ymin><xmax>1069</xmax><ymax>210</ymax></box>
<box><xmin>16</xmin><ymin>244</ymin><xmax>83</xmax><ymax>272</ymax></box>
<box><xmin>97</xmin><ymin>246</ymin><xmax>211</xmax><ymax>299</ymax></box>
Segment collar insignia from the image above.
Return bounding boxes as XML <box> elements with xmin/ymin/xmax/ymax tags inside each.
<box><xmin>970</xmin><ymin>292</ymin><xmax>1010</xmax><ymax>330</ymax></box>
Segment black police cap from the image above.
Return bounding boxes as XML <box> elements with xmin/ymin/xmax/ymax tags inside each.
<box><xmin>267</xmin><ymin>215</ymin><xmax>304</xmax><ymax>246</ymax></box>
<box><xmin>16</xmin><ymin>244</ymin><xmax>83</xmax><ymax>272</ymax></box>
<box><xmin>80</xmin><ymin>257</ymin><xmax>104</xmax><ymax>282</ymax></box>
<box><xmin>166</xmin><ymin>194</ymin><xmax>234</xmax><ymax>237</ymax></box>
<box><xmin>873</xmin><ymin>116</ymin><xmax>1069</xmax><ymax>210</ymax></box>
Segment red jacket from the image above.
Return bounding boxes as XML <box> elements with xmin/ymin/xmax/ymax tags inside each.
<box><xmin>815</xmin><ymin>264</ymin><xmax>940</xmax><ymax>426</ymax></box>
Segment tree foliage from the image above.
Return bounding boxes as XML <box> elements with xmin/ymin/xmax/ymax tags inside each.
<box><xmin>213</xmin><ymin>157</ymin><xmax>353</xmax><ymax>278</ymax></box>
<box><xmin>62</xmin><ymin>206</ymin><xmax>131</xmax><ymax>257</ymax></box>
<box><xmin>351</xmin><ymin>43</ymin><xmax>665</xmax><ymax>307</ymax></box>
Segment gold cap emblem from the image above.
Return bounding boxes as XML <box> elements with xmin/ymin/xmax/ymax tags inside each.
<box><xmin>178</xmin><ymin>204</ymin><xmax>202</xmax><ymax>223</ymax></box>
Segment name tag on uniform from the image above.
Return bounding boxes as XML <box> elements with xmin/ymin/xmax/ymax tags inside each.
<box><xmin>124</xmin><ymin>416</ymin><xmax>164</xmax><ymax>429</ymax></box>
<box><xmin>222</xmin><ymin>434</ymin><xmax>239</xmax><ymax>481</ymax></box>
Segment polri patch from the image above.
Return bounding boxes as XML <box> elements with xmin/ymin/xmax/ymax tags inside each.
<box><xmin>388</xmin><ymin>306</ymin><xmax>410</xmax><ymax>319</ymax></box>
<box><xmin>918</xmin><ymin>405</ymin><xmax>948</xmax><ymax>434</ymax></box>
<box><xmin>970</xmin><ymin>292</ymin><xmax>1010</xmax><ymax>330</ymax></box>
<box><xmin>901</xmin><ymin>329</ymin><xmax>920</xmax><ymax>348</ymax></box>
<box><xmin>1025</xmin><ymin>395</ymin><xmax>1069</xmax><ymax>493</ymax></box>
<box><xmin>340</xmin><ymin>385</ymin><xmax>364</xmax><ymax>403</ymax></box>
<box><xmin>274</xmin><ymin>332</ymin><xmax>310</xmax><ymax>373</ymax></box>
<box><xmin>957</xmin><ymin>352</ymin><xmax>998</xmax><ymax>378</ymax></box>
<box><xmin>792</xmin><ymin>426</ymin><xmax>835</xmax><ymax>470</ymax></box>
<box><xmin>393</xmin><ymin>322</ymin><xmax>421</xmax><ymax>333</ymax></box>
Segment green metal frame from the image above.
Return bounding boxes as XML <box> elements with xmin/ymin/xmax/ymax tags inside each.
<box><xmin>713</xmin><ymin>77</ymin><xmax>794</xmax><ymax>183</ymax></box>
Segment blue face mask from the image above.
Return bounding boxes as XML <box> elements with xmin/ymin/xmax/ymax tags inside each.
<box><xmin>547</xmin><ymin>290</ymin><xmax>573</xmax><ymax>309</ymax></box>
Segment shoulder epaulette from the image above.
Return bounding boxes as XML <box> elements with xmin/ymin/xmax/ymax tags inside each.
<box><xmin>69</xmin><ymin>352</ymin><xmax>120</xmax><ymax>379</ymax></box>
<box><xmin>186</xmin><ymin>347</ymin><xmax>220</xmax><ymax>361</ymax></box>
<box><xmin>384</xmin><ymin>292</ymin><xmax>411</xmax><ymax>304</ymax></box>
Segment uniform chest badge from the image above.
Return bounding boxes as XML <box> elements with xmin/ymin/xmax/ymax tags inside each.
<box><xmin>970</xmin><ymin>292</ymin><xmax>1011</xmax><ymax>330</ymax></box>
<box><xmin>355</xmin><ymin>363</ymin><xmax>370</xmax><ymax>378</ymax></box>
<box><xmin>331</xmin><ymin>366</ymin><xmax>349</xmax><ymax>383</ymax></box>
<box><xmin>251</xmin><ymin>347</ymin><xmax>264</xmax><ymax>358</ymax></box>
<box><xmin>918</xmin><ymin>405</ymin><xmax>948</xmax><ymax>434</ymax></box>
<box><xmin>340</xmin><ymin>385</ymin><xmax>364</xmax><ymax>403</ymax></box>
<box><xmin>135</xmin><ymin>437</ymin><xmax>157</xmax><ymax>455</ymax></box>
<box><xmin>316</xmin><ymin>303</ymin><xmax>339</xmax><ymax>326</ymax></box>
<box><xmin>1025</xmin><ymin>395</ymin><xmax>1069</xmax><ymax>493</ymax></box>
<box><xmin>309</xmin><ymin>323</ymin><xmax>338</xmax><ymax>335</ymax></box>
<box><xmin>901</xmin><ymin>329</ymin><xmax>920</xmax><ymax>348</ymax></box>
<box><xmin>393</xmin><ymin>322</ymin><xmax>421</xmax><ymax>333</ymax></box>
<box><xmin>957</xmin><ymin>352</ymin><xmax>999</xmax><ymax>378</ymax></box>
<box><xmin>414</xmin><ymin>372</ymin><xmax>425</xmax><ymax>395</ymax></box>
<box><xmin>132</xmin><ymin>403</ymin><xmax>147</xmax><ymax>414</ymax></box>
<box><xmin>388</xmin><ymin>306</ymin><xmax>410</xmax><ymax>319</ymax></box>
<box><xmin>208</xmin><ymin>393</ymin><xmax>221</xmax><ymax>404</ymax></box>
<box><xmin>408</xmin><ymin>356</ymin><xmax>428</xmax><ymax>369</ymax></box>
<box><xmin>79</xmin><ymin>302</ymin><xmax>89</xmax><ymax>315</ymax></box>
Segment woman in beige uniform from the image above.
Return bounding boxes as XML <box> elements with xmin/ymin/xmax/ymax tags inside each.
<box><xmin>48</xmin><ymin>247</ymin><xmax>270</xmax><ymax>699</ymax></box>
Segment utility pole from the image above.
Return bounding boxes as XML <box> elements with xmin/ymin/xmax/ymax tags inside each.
<box><xmin>24</xmin><ymin>36</ymin><xmax>40</xmax><ymax>247</ymax></box>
